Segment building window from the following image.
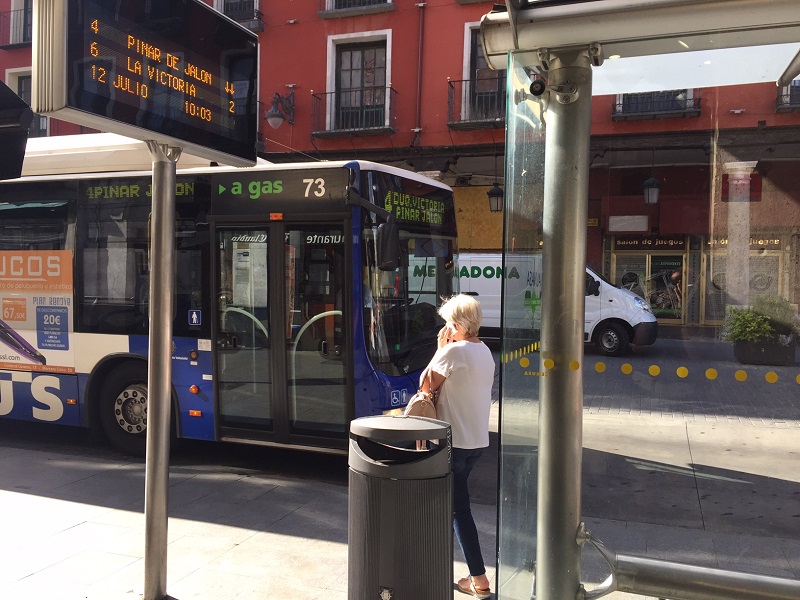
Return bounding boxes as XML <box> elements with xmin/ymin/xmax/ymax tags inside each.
<box><xmin>16</xmin><ymin>75</ymin><xmax>47</xmax><ymax>137</ymax></box>
<box><xmin>776</xmin><ymin>79</ymin><xmax>800</xmax><ymax>112</ymax></box>
<box><xmin>312</xmin><ymin>31</ymin><xmax>394</xmax><ymax>137</ymax></box>
<box><xmin>613</xmin><ymin>89</ymin><xmax>701</xmax><ymax>120</ymax></box>
<box><xmin>335</xmin><ymin>42</ymin><xmax>386</xmax><ymax>130</ymax></box>
<box><xmin>448</xmin><ymin>26</ymin><xmax>505</xmax><ymax>129</ymax></box>
<box><xmin>222</xmin><ymin>0</ymin><xmax>257</xmax><ymax>19</ymax></box>
<box><xmin>333</xmin><ymin>0</ymin><xmax>387</xmax><ymax>7</ymax></box>
<box><xmin>0</xmin><ymin>0</ymin><xmax>32</xmax><ymax>47</ymax></box>
<box><xmin>469</xmin><ymin>29</ymin><xmax>504</xmax><ymax>120</ymax></box>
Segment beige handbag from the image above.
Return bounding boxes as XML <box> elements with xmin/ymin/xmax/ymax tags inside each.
<box><xmin>403</xmin><ymin>368</ymin><xmax>438</xmax><ymax>418</ymax></box>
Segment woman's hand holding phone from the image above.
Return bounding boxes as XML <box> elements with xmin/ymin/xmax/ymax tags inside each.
<box><xmin>437</xmin><ymin>323</ymin><xmax>456</xmax><ymax>349</ymax></box>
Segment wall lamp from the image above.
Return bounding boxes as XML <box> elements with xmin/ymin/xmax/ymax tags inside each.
<box><xmin>488</xmin><ymin>182</ymin><xmax>504</xmax><ymax>212</ymax></box>
<box><xmin>265</xmin><ymin>85</ymin><xmax>295</xmax><ymax>129</ymax></box>
<box><xmin>643</xmin><ymin>148</ymin><xmax>661</xmax><ymax>205</ymax></box>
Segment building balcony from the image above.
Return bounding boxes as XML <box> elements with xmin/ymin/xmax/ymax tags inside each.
<box><xmin>221</xmin><ymin>0</ymin><xmax>264</xmax><ymax>32</ymax></box>
<box><xmin>0</xmin><ymin>8</ymin><xmax>32</xmax><ymax>49</ymax></box>
<box><xmin>311</xmin><ymin>87</ymin><xmax>397</xmax><ymax>138</ymax></box>
<box><xmin>447</xmin><ymin>77</ymin><xmax>506</xmax><ymax>131</ymax></box>
<box><xmin>318</xmin><ymin>0</ymin><xmax>395</xmax><ymax>18</ymax></box>
<box><xmin>776</xmin><ymin>87</ymin><xmax>800</xmax><ymax>113</ymax></box>
<box><xmin>612</xmin><ymin>89</ymin><xmax>701</xmax><ymax>120</ymax></box>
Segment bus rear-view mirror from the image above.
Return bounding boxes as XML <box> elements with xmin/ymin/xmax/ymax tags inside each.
<box><xmin>376</xmin><ymin>217</ymin><xmax>400</xmax><ymax>271</ymax></box>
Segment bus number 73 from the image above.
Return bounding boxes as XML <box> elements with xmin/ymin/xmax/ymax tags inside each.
<box><xmin>303</xmin><ymin>178</ymin><xmax>325</xmax><ymax>198</ymax></box>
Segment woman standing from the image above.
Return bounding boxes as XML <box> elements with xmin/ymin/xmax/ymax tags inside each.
<box><xmin>420</xmin><ymin>294</ymin><xmax>495</xmax><ymax>599</ymax></box>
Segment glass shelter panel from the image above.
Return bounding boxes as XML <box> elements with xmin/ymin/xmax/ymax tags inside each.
<box><xmin>498</xmin><ymin>39</ymin><xmax>800</xmax><ymax>600</ymax></box>
<box><xmin>496</xmin><ymin>53</ymin><xmax>545</xmax><ymax>599</ymax></box>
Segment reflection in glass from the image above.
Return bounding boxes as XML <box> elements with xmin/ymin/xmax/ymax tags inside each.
<box><xmin>498</xmin><ymin>37</ymin><xmax>800</xmax><ymax>600</ymax></box>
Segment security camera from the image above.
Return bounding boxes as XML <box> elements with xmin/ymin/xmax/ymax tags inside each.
<box><xmin>529</xmin><ymin>80</ymin><xmax>547</xmax><ymax>97</ymax></box>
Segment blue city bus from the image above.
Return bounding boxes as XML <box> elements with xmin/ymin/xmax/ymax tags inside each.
<box><xmin>0</xmin><ymin>136</ymin><xmax>457</xmax><ymax>454</ymax></box>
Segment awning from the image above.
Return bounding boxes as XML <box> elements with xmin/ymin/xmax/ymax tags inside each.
<box><xmin>0</xmin><ymin>80</ymin><xmax>32</xmax><ymax>180</ymax></box>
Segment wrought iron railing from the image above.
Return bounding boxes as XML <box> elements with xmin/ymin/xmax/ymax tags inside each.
<box><xmin>311</xmin><ymin>87</ymin><xmax>397</xmax><ymax>137</ymax></box>
<box><xmin>613</xmin><ymin>89</ymin><xmax>701</xmax><ymax>119</ymax></box>
<box><xmin>447</xmin><ymin>76</ymin><xmax>506</xmax><ymax>129</ymax></box>
<box><xmin>776</xmin><ymin>86</ymin><xmax>800</xmax><ymax>112</ymax></box>
<box><xmin>222</xmin><ymin>0</ymin><xmax>263</xmax><ymax>30</ymax></box>
<box><xmin>0</xmin><ymin>8</ymin><xmax>32</xmax><ymax>48</ymax></box>
<box><xmin>318</xmin><ymin>0</ymin><xmax>390</xmax><ymax>10</ymax></box>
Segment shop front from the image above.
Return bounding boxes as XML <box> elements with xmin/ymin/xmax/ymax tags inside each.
<box><xmin>609</xmin><ymin>234</ymin><xmax>790</xmax><ymax>327</ymax></box>
<box><xmin>611</xmin><ymin>235</ymin><xmax>687</xmax><ymax>324</ymax></box>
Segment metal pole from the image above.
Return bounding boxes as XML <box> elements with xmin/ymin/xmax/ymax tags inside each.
<box><xmin>536</xmin><ymin>49</ymin><xmax>593</xmax><ymax>600</ymax></box>
<box><xmin>143</xmin><ymin>141</ymin><xmax>180</xmax><ymax>600</ymax></box>
<box><xmin>614</xmin><ymin>554</ymin><xmax>800</xmax><ymax>600</ymax></box>
<box><xmin>581</xmin><ymin>550</ymin><xmax>800</xmax><ymax>600</ymax></box>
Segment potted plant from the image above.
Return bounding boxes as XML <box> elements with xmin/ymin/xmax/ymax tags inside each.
<box><xmin>722</xmin><ymin>294</ymin><xmax>799</xmax><ymax>366</ymax></box>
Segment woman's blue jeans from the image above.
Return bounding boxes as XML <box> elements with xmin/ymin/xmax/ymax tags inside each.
<box><xmin>452</xmin><ymin>447</ymin><xmax>486</xmax><ymax>577</ymax></box>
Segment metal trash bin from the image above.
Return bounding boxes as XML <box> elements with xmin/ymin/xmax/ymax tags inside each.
<box><xmin>348</xmin><ymin>415</ymin><xmax>452</xmax><ymax>600</ymax></box>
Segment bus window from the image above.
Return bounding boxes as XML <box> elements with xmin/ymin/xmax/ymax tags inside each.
<box><xmin>78</xmin><ymin>195</ymin><xmax>150</xmax><ymax>334</ymax></box>
<box><xmin>216</xmin><ymin>228</ymin><xmax>272</xmax><ymax>429</ymax></box>
<box><xmin>286</xmin><ymin>226</ymin><xmax>346</xmax><ymax>435</ymax></box>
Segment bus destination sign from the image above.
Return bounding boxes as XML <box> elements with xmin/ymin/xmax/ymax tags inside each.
<box><xmin>384</xmin><ymin>191</ymin><xmax>446</xmax><ymax>225</ymax></box>
<box><xmin>33</xmin><ymin>0</ymin><xmax>258</xmax><ymax>166</ymax></box>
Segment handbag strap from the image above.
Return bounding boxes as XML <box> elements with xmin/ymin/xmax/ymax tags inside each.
<box><xmin>420</xmin><ymin>366</ymin><xmax>439</xmax><ymax>403</ymax></box>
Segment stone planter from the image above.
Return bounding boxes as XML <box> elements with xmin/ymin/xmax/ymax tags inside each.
<box><xmin>733</xmin><ymin>338</ymin><xmax>796</xmax><ymax>366</ymax></box>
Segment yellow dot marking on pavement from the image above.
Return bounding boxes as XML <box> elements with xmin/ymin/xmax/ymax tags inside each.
<box><xmin>504</xmin><ymin>342</ymin><xmax>541</xmax><ymax>364</ymax></box>
<box><xmin>796</xmin><ymin>374</ymin><xmax>800</xmax><ymax>384</ymax></box>
<box><xmin>498</xmin><ymin>342</ymin><xmax>794</xmax><ymax>387</ymax></box>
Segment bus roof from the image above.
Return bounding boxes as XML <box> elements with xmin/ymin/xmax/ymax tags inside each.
<box><xmin>21</xmin><ymin>133</ymin><xmax>266</xmax><ymax>176</ymax></box>
<box><xmin>17</xmin><ymin>134</ymin><xmax>452</xmax><ymax>192</ymax></box>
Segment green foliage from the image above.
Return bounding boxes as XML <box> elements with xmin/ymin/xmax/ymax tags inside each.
<box><xmin>723</xmin><ymin>294</ymin><xmax>800</xmax><ymax>342</ymax></box>
<box><xmin>750</xmin><ymin>293</ymin><xmax>799</xmax><ymax>336</ymax></box>
<box><xmin>723</xmin><ymin>306</ymin><xmax>774</xmax><ymax>342</ymax></box>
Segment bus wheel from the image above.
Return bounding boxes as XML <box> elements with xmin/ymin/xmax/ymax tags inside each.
<box><xmin>596</xmin><ymin>322</ymin><xmax>629</xmax><ymax>357</ymax></box>
<box><xmin>99</xmin><ymin>363</ymin><xmax>148</xmax><ymax>456</ymax></box>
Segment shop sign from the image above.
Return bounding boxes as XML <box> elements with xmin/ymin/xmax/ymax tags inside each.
<box><xmin>708</xmin><ymin>237</ymin><xmax>782</xmax><ymax>250</ymax></box>
<box><xmin>613</xmin><ymin>236</ymin><xmax>686</xmax><ymax>251</ymax></box>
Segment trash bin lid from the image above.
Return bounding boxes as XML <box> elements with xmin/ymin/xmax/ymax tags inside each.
<box><xmin>350</xmin><ymin>415</ymin><xmax>449</xmax><ymax>443</ymax></box>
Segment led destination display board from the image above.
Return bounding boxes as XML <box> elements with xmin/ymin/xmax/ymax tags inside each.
<box><xmin>33</xmin><ymin>0</ymin><xmax>258</xmax><ymax>166</ymax></box>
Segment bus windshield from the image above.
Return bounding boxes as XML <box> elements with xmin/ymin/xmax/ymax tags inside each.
<box><xmin>359</xmin><ymin>167</ymin><xmax>457</xmax><ymax>376</ymax></box>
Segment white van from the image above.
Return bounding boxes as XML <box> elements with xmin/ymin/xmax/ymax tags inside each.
<box><xmin>458</xmin><ymin>253</ymin><xmax>658</xmax><ymax>356</ymax></box>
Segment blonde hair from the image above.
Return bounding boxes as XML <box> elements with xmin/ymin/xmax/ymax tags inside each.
<box><xmin>438</xmin><ymin>294</ymin><xmax>482</xmax><ymax>338</ymax></box>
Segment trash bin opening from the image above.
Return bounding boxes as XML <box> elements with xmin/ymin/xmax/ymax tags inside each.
<box><xmin>354</xmin><ymin>435</ymin><xmax>445</xmax><ymax>465</ymax></box>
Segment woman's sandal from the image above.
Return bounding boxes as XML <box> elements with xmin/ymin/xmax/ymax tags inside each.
<box><xmin>457</xmin><ymin>576</ymin><xmax>491</xmax><ymax>599</ymax></box>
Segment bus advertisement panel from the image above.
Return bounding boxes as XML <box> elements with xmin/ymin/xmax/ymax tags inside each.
<box><xmin>0</xmin><ymin>250</ymin><xmax>74</xmax><ymax>373</ymax></box>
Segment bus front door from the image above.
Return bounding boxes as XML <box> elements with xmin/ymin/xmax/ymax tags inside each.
<box><xmin>215</xmin><ymin>225</ymin><xmax>348</xmax><ymax>448</ymax></box>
